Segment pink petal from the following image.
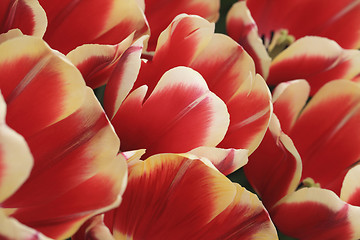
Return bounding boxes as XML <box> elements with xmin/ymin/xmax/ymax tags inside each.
<box><xmin>268</xmin><ymin>36</ymin><xmax>360</xmax><ymax>95</ymax></box>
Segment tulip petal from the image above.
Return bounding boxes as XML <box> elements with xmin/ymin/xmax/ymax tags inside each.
<box><xmin>136</xmin><ymin>15</ymin><xmax>272</xmax><ymax>154</ymax></box>
<box><xmin>244</xmin><ymin>114</ymin><xmax>302</xmax><ymax>208</ymax></box>
<box><xmin>272</xmin><ymin>79</ymin><xmax>310</xmax><ymax>132</ymax></box>
<box><xmin>192</xmin><ymin>184</ymin><xmax>278</xmax><ymax>240</ymax></box>
<box><xmin>106</xmin><ymin>153</ymin><xmax>277</xmax><ymax>239</ymax></box>
<box><xmin>217</xmin><ymin>74</ymin><xmax>272</xmax><ymax>154</ymax></box>
<box><xmin>226</xmin><ymin>1</ymin><xmax>271</xmax><ymax>79</ymax></box>
<box><xmin>0</xmin><ymin>93</ymin><xmax>33</xmax><ymax>203</ymax></box>
<box><xmin>290</xmin><ymin>80</ymin><xmax>360</xmax><ymax>194</ymax></box>
<box><xmin>40</xmin><ymin>0</ymin><xmax>148</xmax><ymax>54</ymax></box>
<box><xmin>341</xmin><ymin>165</ymin><xmax>360</xmax><ymax>206</ymax></box>
<box><xmin>0</xmin><ymin>0</ymin><xmax>47</xmax><ymax>37</ymax></box>
<box><xmin>0</xmin><ymin>209</ymin><xmax>51</xmax><ymax>240</ymax></box>
<box><xmin>144</xmin><ymin>0</ymin><xmax>220</xmax><ymax>51</ymax></box>
<box><xmin>246</xmin><ymin>0</ymin><xmax>360</xmax><ymax>49</ymax></box>
<box><xmin>268</xmin><ymin>36</ymin><xmax>360</xmax><ymax>95</ymax></box>
<box><xmin>188</xmin><ymin>146</ymin><xmax>248</xmax><ymax>175</ymax></box>
<box><xmin>0</xmin><ymin>35</ymin><xmax>126</xmax><ymax>239</ymax></box>
<box><xmin>3</xmin><ymin>89</ymin><xmax>126</xmax><ymax>239</ymax></box>
<box><xmin>0</xmin><ymin>35</ymin><xmax>86</xmax><ymax>138</ymax></box>
<box><xmin>272</xmin><ymin>188</ymin><xmax>360</xmax><ymax>240</ymax></box>
<box><xmin>112</xmin><ymin>66</ymin><xmax>229</xmax><ymax>158</ymax></box>
<box><xmin>72</xmin><ymin>215</ymin><xmax>114</xmax><ymax>240</ymax></box>
<box><xmin>103</xmin><ymin>36</ymin><xmax>145</xmax><ymax>118</ymax></box>
<box><xmin>66</xmin><ymin>33</ymin><xmax>135</xmax><ymax>89</ymax></box>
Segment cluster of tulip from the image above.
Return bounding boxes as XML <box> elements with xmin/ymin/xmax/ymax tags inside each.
<box><xmin>0</xmin><ymin>0</ymin><xmax>359</xmax><ymax>239</ymax></box>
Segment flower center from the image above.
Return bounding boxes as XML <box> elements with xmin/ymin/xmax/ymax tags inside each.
<box><xmin>301</xmin><ymin>177</ymin><xmax>321</xmax><ymax>188</ymax></box>
<box><xmin>262</xmin><ymin>29</ymin><xmax>295</xmax><ymax>59</ymax></box>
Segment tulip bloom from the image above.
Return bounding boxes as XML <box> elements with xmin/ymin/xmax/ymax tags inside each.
<box><xmin>226</xmin><ymin>1</ymin><xmax>360</xmax><ymax>92</ymax></box>
<box><xmin>0</xmin><ymin>31</ymin><xmax>127</xmax><ymax>239</ymax></box>
<box><xmin>244</xmin><ymin>79</ymin><xmax>360</xmax><ymax>239</ymax></box>
<box><xmin>78</xmin><ymin>14</ymin><xmax>272</xmax><ymax>175</ymax></box>
<box><xmin>73</xmin><ymin>152</ymin><xmax>279</xmax><ymax>240</ymax></box>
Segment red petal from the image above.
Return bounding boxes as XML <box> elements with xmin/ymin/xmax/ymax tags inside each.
<box><xmin>271</xmin><ymin>188</ymin><xmax>360</xmax><ymax>240</ymax></box>
<box><xmin>106</xmin><ymin>153</ymin><xmax>277</xmax><ymax>239</ymax></box>
<box><xmin>245</xmin><ymin>114</ymin><xmax>302</xmax><ymax>208</ymax></box>
<box><xmin>136</xmin><ymin>15</ymin><xmax>272</xmax><ymax>153</ymax></box>
<box><xmin>0</xmin><ymin>93</ymin><xmax>33</xmax><ymax>203</ymax></box>
<box><xmin>0</xmin><ymin>0</ymin><xmax>47</xmax><ymax>37</ymax></box>
<box><xmin>246</xmin><ymin>0</ymin><xmax>360</xmax><ymax>49</ymax></box>
<box><xmin>268</xmin><ymin>36</ymin><xmax>360</xmax><ymax>95</ymax></box>
<box><xmin>103</xmin><ymin>37</ymin><xmax>145</xmax><ymax>118</ymax></box>
<box><xmin>112</xmin><ymin>67</ymin><xmax>229</xmax><ymax>159</ymax></box>
<box><xmin>0</xmin><ymin>35</ymin><xmax>87</xmax><ymax>138</ymax></box>
<box><xmin>40</xmin><ymin>0</ymin><xmax>148</xmax><ymax>54</ymax></box>
<box><xmin>289</xmin><ymin>80</ymin><xmax>360</xmax><ymax>195</ymax></box>
<box><xmin>0</xmin><ymin>209</ymin><xmax>51</xmax><ymax>240</ymax></box>
<box><xmin>226</xmin><ymin>1</ymin><xmax>271</xmax><ymax>79</ymax></box>
<box><xmin>144</xmin><ymin>0</ymin><xmax>219</xmax><ymax>51</ymax></box>
<box><xmin>67</xmin><ymin>33</ymin><xmax>135</xmax><ymax>89</ymax></box>
<box><xmin>272</xmin><ymin>79</ymin><xmax>310</xmax><ymax>132</ymax></box>
<box><xmin>188</xmin><ymin>147</ymin><xmax>248</xmax><ymax>175</ymax></box>
<box><xmin>0</xmin><ymin>35</ymin><xmax>126</xmax><ymax>239</ymax></box>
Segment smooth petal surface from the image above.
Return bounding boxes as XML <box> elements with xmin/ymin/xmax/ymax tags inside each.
<box><xmin>272</xmin><ymin>188</ymin><xmax>360</xmax><ymax>240</ymax></box>
<box><xmin>103</xmin><ymin>36</ymin><xmax>145</xmax><ymax>118</ymax></box>
<box><xmin>40</xmin><ymin>0</ymin><xmax>148</xmax><ymax>54</ymax></box>
<box><xmin>134</xmin><ymin>15</ymin><xmax>272</xmax><ymax>154</ymax></box>
<box><xmin>226</xmin><ymin>1</ymin><xmax>271</xmax><ymax>79</ymax></box>
<box><xmin>268</xmin><ymin>36</ymin><xmax>360</xmax><ymax>95</ymax></box>
<box><xmin>289</xmin><ymin>80</ymin><xmax>360</xmax><ymax>195</ymax></box>
<box><xmin>341</xmin><ymin>165</ymin><xmax>360</xmax><ymax>206</ymax></box>
<box><xmin>246</xmin><ymin>0</ymin><xmax>360</xmax><ymax>49</ymax></box>
<box><xmin>0</xmin><ymin>35</ymin><xmax>126</xmax><ymax>239</ymax></box>
<box><xmin>0</xmin><ymin>209</ymin><xmax>51</xmax><ymax>240</ymax></box>
<box><xmin>188</xmin><ymin>147</ymin><xmax>248</xmax><ymax>176</ymax></box>
<box><xmin>0</xmin><ymin>35</ymin><xmax>85</xmax><ymax>138</ymax></box>
<box><xmin>245</xmin><ymin>114</ymin><xmax>302</xmax><ymax>208</ymax></box>
<box><xmin>112</xmin><ymin>66</ymin><xmax>229</xmax><ymax>159</ymax></box>
<box><xmin>0</xmin><ymin>93</ymin><xmax>33</xmax><ymax>203</ymax></box>
<box><xmin>0</xmin><ymin>0</ymin><xmax>47</xmax><ymax>37</ymax></box>
<box><xmin>272</xmin><ymin>79</ymin><xmax>310</xmax><ymax>133</ymax></box>
<box><xmin>105</xmin><ymin>153</ymin><xmax>278</xmax><ymax>240</ymax></box>
<box><xmin>66</xmin><ymin>33</ymin><xmax>135</xmax><ymax>89</ymax></box>
<box><xmin>72</xmin><ymin>215</ymin><xmax>115</xmax><ymax>240</ymax></box>
<box><xmin>144</xmin><ymin>0</ymin><xmax>220</xmax><ymax>51</ymax></box>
